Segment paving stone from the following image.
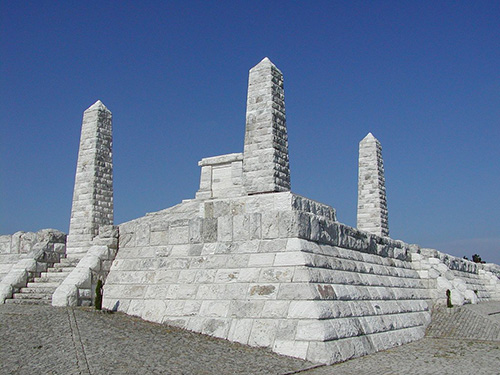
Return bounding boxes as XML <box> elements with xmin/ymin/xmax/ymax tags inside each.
<box><xmin>0</xmin><ymin>304</ymin><xmax>313</xmax><ymax>375</ymax></box>
<box><xmin>1</xmin><ymin>302</ymin><xmax>499</xmax><ymax>374</ymax></box>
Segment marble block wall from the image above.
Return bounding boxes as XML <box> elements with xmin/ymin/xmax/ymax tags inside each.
<box><xmin>412</xmin><ymin>248</ymin><xmax>500</xmax><ymax>306</ymax></box>
<box><xmin>102</xmin><ymin>192</ymin><xmax>431</xmax><ymax>364</ymax></box>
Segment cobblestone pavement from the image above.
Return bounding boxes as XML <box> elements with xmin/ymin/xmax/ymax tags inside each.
<box><xmin>0</xmin><ymin>305</ymin><xmax>313</xmax><ymax>375</ymax></box>
<box><xmin>302</xmin><ymin>338</ymin><xmax>500</xmax><ymax>375</ymax></box>
<box><xmin>1</xmin><ymin>302</ymin><xmax>499</xmax><ymax>375</ymax></box>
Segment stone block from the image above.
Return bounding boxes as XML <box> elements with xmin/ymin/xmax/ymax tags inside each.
<box><xmin>107</xmin><ymin>270</ymin><xmax>153</xmax><ymax>285</ymax></box>
<box><xmin>273</xmin><ymin>340</ymin><xmax>309</xmax><ymax>360</ymax></box>
<box><xmin>228</xmin><ymin>300</ymin><xmax>265</xmax><ymax>318</ymax></box>
<box><xmin>182</xmin><ymin>300</ymin><xmax>202</xmax><ymax>315</ymax></box>
<box><xmin>217</xmin><ymin>216</ymin><xmax>233</xmax><ymax>242</ymax></box>
<box><xmin>144</xmin><ymin>284</ymin><xmax>170</xmax><ymax>299</ymax></box>
<box><xmin>249</xmin><ymin>214</ymin><xmax>262</xmax><ymax>240</ymax></box>
<box><xmin>167</xmin><ymin>284</ymin><xmax>198</xmax><ymax>299</ymax></box>
<box><xmin>142</xmin><ymin>300</ymin><xmax>167</xmax><ymax>323</ymax></box>
<box><xmin>278</xmin><ymin>212</ymin><xmax>299</xmax><ymax>238</ymax></box>
<box><xmin>248</xmin><ymin>319</ymin><xmax>279</xmax><ymax>347</ymax></box>
<box><xmin>259</xmin><ymin>267</ymin><xmax>294</xmax><ymax>282</ymax></box>
<box><xmin>127</xmin><ymin>299</ymin><xmax>145</xmax><ymax>317</ymax></box>
<box><xmin>227</xmin><ymin>319</ymin><xmax>253</xmax><ymax>344</ymax></box>
<box><xmin>232</xmin><ymin>240</ymin><xmax>258</xmax><ymax>254</ymax></box>
<box><xmin>278</xmin><ymin>283</ymin><xmax>317</xmax><ymax>300</ymax></box>
<box><xmin>223</xmin><ymin>254</ymin><xmax>250</xmax><ymax>268</ymax></box>
<box><xmin>188</xmin><ymin>244</ymin><xmax>203</xmax><ymax>256</ymax></box>
<box><xmin>273</xmin><ymin>252</ymin><xmax>306</xmax><ymax>266</ymax></box>
<box><xmin>216</xmin><ymin>268</ymin><xmax>261</xmax><ymax>283</ymax></box>
<box><xmin>202</xmin><ymin>219</ymin><xmax>218</xmax><ymax>243</ymax></box>
<box><xmin>258</xmin><ymin>239</ymin><xmax>287</xmax><ymax>253</ymax></box>
<box><xmin>163</xmin><ymin>300</ymin><xmax>185</xmax><ymax>316</ymax></box>
<box><xmin>150</xmin><ymin>230</ymin><xmax>168</xmax><ymax>246</ymax></box>
<box><xmin>169</xmin><ymin>226</ymin><xmax>189</xmax><ymax>245</ymax></box>
<box><xmin>450</xmin><ymin>289</ymin><xmax>465</xmax><ymax>306</ymax></box>
<box><xmin>261</xmin><ymin>212</ymin><xmax>280</xmax><ymax>239</ymax></box>
<box><xmin>104</xmin><ymin>284</ymin><xmax>147</xmax><ymax>299</ymax></box>
<box><xmin>118</xmin><ymin>232</ymin><xmax>134</xmax><ymax>248</ymax></box>
<box><xmin>158</xmin><ymin>257</ymin><xmax>189</xmax><ymax>269</ymax></box>
<box><xmin>287</xmin><ymin>238</ymin><xmax>320</xmax><ymax>252</ymax></box>
<box><xmin>170</xmin><ymin>245</ymin><xmax>191</xmax><ymax>257</ymax></box>
<box><xmin>233</xmin><ymin>215</ymin><xmax>250</xmax><ymax>241</ymax></box>
<box><xmin>202</xmin><ymin>318</ymin><xmax>230</xmax><ymax>339</ymax></box>
<box><xmin>200</xmin><ymin>300</ymin><xmax>230</xmax><ymax>317</ymax></box>
<box><xmin>206</xmin><ymin>254</ymin><xmax>232</xmax><ymax>268</ymax></box>
<box><xmin>198</xmin><ymin>165</ymin><xmax>212</xmax><ymax>192</ymax></box>
<box><xmin>194</xmin><ymin>269</ymin><xmax>217</xmax><ymax>283</ymax></box>
<box><xmin>196</xmin><ymin>284</ymin><xmax>219</xmax><ymax>300</ymax></box>
<box><xmin>261</xmin><ymin>301</ymin><xmax>289</xmax><ymax>318</ymax></box>
<box><xmin>248</xmin><ymin>284</ymin><xmax>278</xmax><ymax>299</ymax></box>
<box><xmin>51</xmin><ymin>284</ymin><xmax>78</xmax><ymax>307</ymax></box>
<box><xmin>129</xmin><ymin>226</ymin><xmax>148</xmax><ymax>247</ymax></box>
<box><xmin>309</xmin><ymin>216</ymin><xmax>320</xmax><ymax>242</ymax></box>
<box><xmin>212</xmin><ymin>201</ymin><xmax>230</xmax><ymax>217</ymax></box>
<box><xmin>215</xmin><ymin>269</ymin><xmax>241</xmax><ymax>283</ymax></box>
<box><xmin>177</xmin><ymin>269</ymin><xmax>197</xmax><ymax>283</ymax></box>
<box><xmin>101</xmin><ymin>298</ymin><xmax>130</xmax><ymax>313</ymax></box>
<box><xmin>213</xmin><ymin>242</ymin><xmax>233</xmax><ymax>254</ymax></box>
<box><xmin>248</xmin><ymin>253</ymin><xmax>275</xmax><ymax>267</ymax></box>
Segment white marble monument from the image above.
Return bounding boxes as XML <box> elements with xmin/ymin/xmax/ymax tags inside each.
<box><xmin>66</xmin><ymin>100</ymin><xmax>113</xmax><ymax>257</ymax></box>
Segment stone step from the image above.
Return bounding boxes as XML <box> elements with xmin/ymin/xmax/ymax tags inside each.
<box><xmin>35</xmin><ymin>273</ymin><xmax>69</xmax><ymax>282</ymax></box>
<box><xmin>26</xmin><ymin>281</ymin><xmax>61</xmax><ymax>288</ymax></box>
<box><xmin>33</xmin><ymin>276</ymin><xmax>66</xmax><ymax>283</ymax></box>
<box><xmin>55</xmin><ymin>258</ymin><xmax>80</xmax><ymax>267</ymax></box>
<box><xmin>4</xmin><ymin>298</ymin><xmax>51</xmax><ymax>305</ymax></box>
<box><xmin>12</xmin><ymin>292</ymin><xmax>51</xmax><ymax>300</ymax></box>
<box><xmin>20</xmin><ymin>286</ymin><xmax>58</xmax><ymax>294</ymax></box>
<box><xmin>43</xmin><ymin>271</ymin><xmax>70</xmax><ymax>278</ymax></box>
<box><xmin>47</xmin><ymin>267</ymin><xmax>75</xmax><ymax>273</ymax></box>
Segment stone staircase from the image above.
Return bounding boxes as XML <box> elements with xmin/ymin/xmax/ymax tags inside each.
<box><xmin>5</xmin><ymin>257</ymin><xmax>80</xmax><ymax>305</ymax></box>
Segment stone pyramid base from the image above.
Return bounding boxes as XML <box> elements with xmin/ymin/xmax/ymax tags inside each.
<box><xmin>102</xmin><ymin>192</ymin><xmax>430</xmax><ymax>364</ymax></box>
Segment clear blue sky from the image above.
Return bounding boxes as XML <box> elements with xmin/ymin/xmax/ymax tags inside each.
<box><xmin>1</xmin><ymin>1</ymin><xmax>499</xmax><ymax>264</ymax></box>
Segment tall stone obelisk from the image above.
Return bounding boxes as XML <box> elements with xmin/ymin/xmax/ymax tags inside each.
<box><xmin>243</xmin><ymin>57</ymin><xmax>291</xmax><ymax>194</ymax></box>
<box><xmin>66</xmin><ymin>100</ymin><xmax>113</xmax><ymax>257</ymax></box>
<box><xmin>357</xmin><ymin>132</ymin><xmax>389</xmax><ymax>237</ymax></box>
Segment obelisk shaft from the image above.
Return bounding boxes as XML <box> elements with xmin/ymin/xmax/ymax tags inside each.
<box><xmin>66</xmin><ymin>100</ymin><xmax>113</xmax><ymax>257</ymax></box>
<box><xmin>357</xmin><ymin>133</ymin><xmax>389</xmax><ymax>237</ymax></box>
<box><xmin>243</xmin><ymin>57</ymin><xmax>291</xmax><ymax>194</ymax></box>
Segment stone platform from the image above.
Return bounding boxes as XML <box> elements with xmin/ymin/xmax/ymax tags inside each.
<box><xmin>102</xmin><ymin>192</ymin><xmax>431</xmax><ymax>364</ymax></box>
